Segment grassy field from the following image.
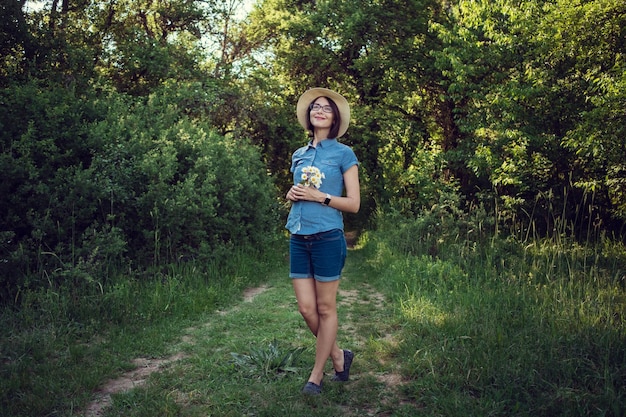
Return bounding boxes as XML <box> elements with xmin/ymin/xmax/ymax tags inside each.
<box><xmin>77</xmin><ymin>248</ymin><xmax>412</xmax><ymax>416</ymax></box>
<box><xmin>1</xmin><ymin>230</ymin><xmax>625</xmax><ymax>416</ymax></box>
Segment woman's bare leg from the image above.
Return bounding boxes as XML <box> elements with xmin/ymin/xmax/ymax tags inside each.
<box><xmin>293</xmin><ymin>279</ymin><xmax>344</xmax><ymax>384</ymax></box>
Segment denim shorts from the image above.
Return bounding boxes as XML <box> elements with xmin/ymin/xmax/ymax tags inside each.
<box><xmin>289</xmin><ymin>229</ymin><xmax>347</xmax><ymax>282</ymax></box>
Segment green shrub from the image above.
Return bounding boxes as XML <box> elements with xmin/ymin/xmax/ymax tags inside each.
<box><xmin>0</xmin><ymin>82</ymin><xmax>280</xmax><ymax>305</ymax></box>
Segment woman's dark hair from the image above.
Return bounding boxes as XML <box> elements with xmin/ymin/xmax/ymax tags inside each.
<box><xmin>306</xmin><ymin>96</ymin><xmax>341</xmax><ymax>139</ymax></box>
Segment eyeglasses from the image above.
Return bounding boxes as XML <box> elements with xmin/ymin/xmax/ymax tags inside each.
<box><xmin>310</xmin><ymin>103</ymin><xmax>333</xmax><ymax>114</ymax></box>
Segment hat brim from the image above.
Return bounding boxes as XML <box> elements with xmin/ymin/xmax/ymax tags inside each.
<box><xmin>297</xmin><ymin>88</ymin><xmax>350</xmax><ymax>138</ymax></box>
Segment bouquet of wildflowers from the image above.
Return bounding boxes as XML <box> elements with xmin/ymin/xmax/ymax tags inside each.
<box><xmin>300</xmin><ymin>166</ymin><xmax>325</xmax><ymax>188</ymax></box>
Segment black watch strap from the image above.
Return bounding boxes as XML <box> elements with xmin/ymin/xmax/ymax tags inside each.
<box><xmin>323</xmin><ymin>193</ymin><xmax>331</xmax><ymax>205</ymax></box>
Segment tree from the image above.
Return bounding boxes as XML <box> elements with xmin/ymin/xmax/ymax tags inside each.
<box><xmin>432</xmin><ymin>0</ymin><xmax>626</xmax><ymax>236</ymax></box>
<box><xmin>243</xmin><ymin>0</ymin><xmax>449</xmax><ymax>224</ymax></box>
<box><xmin>0</xmin><ymin>0</ymin><xmax>281</xmax><ymax>302</ymax></box>
<box><xmin>0</xmin><ymin>0</ymin><xmax>34</xmax><ymax>81</ymax></box>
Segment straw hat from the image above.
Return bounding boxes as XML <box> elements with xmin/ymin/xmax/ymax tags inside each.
<box><xmin>296</xmin><ymin>88</ymin><xmax>350</xmax><ymax>138</ymax></box>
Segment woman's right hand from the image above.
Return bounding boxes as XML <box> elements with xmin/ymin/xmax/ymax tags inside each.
<box><xmin>286</xmin><ymin>185</ymin><xmax>299</xmax><ymax>202</ymax></box>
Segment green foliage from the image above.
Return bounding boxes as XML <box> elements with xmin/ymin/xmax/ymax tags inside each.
<box><xmin>87</xmin><ymin>85</ymin><xmax>280</xmax><ymax>264</ymax></box>
<box><xmin>362</xmin><ymin>209</ymin><xmax>626</xmax><ymax>417</ymax></box>
<box><xmin>223</xmin><ymin>72</ymin><xmax>305</xmax><ymax>194</ymax></box>
<box><xmin>0</xmin><ymin>81</ymin><xmax>103</xmax><ymax>299</ymax></box>
<box><xmin>230</xmin><ymin>338</ymin><xmax>307</xmax><ymax>378</ymax></box>
<box><xmin>3</xmin><ymin>216</ymin><xmax>624</xmax><ymax>416</ymax></box>
<box><xmin>431</xmin><ymin>0</ymin><xmax>626</xmax><ymax>232</ymax></box>
<box><xmin>243</xmin><ymin>0</ymin><xmax>626</xmax><ymax>235</ymax></box>
<box><xmin>3</xmin><ymin>1</ymin><xmax>626</xmax><ymax>412</ymax></box>
<box><xmin>374</xmin><ymin>188</ymin><xmax>496</xmax><ymax>261</ymax></box>
<box><xmin>245</xmin><ymin>0</ymin><xmax>446</xmax><ymax>222</ymax></box>
<box><xmin>7</xmin><ymin>0</ymin><xmax>626</xmax><ymax>242</ymax></box>
<box><xmin>0</xmin><ymin>81</ymin><xmax>280</xmax><ymax>305</ymax></box>
<box><xmin>0</xmin><ymin>241</ymin><xmax>283</xmax><ymax>417</ymax></box>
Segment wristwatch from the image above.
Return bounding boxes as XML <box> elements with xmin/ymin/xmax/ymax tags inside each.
<box><xmin>322</xmin><ymin>193</ymin><xmax>332</xmax><ymax>206</ymax></box>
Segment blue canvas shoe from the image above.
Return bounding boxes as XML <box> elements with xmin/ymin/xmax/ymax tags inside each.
<box><xmin>331</xmin><ymin>349</ymin><xmax>354</xmax><ymax>382</ymax></box>
<box><xmin>301</xmin><ymin>381</ymin><xmax>322</xmax><ymax>395</ymax></box>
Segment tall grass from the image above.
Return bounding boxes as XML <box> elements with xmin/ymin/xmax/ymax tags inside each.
<box><xmin>362</xmin><ymin>202</ymin><xmax>625</xmax><ymax>416</ymax></box>
<box><xmin>2</xmin><ymin>191</ymin><xmax>625</xmax><ymax>416</ymax></box>
<box><xmin>0</xmin><ymin>238</ymin><xmax>286</xmax><ymax>417</ymax></box>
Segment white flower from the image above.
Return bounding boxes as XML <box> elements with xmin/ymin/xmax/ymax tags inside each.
<box><xmin>300</xmin><ymin>166</ymin><xmax>325</xmax><ymax>188</ymax></box>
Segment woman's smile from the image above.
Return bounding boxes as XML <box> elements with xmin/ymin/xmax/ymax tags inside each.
<box><xmin>310</xmin><ymin>99</ymin><xmax>333</xmax><ymax>130</ymax></box>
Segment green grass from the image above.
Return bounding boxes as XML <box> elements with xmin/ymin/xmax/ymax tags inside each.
<box><xmin>360</xmin><ymin>224</ymin><xmax>626</xmax><ymax>417</ymax></box>
<box><xmin>0</xmin><ymin>245</ymin><xmax>287</xmax><ymax>417</ymax></box>
<box><xmin>1</xmin><ymin>229</ymin><xmax>625</xmax><ymax>416</ymax></box>
<box><xmin>94</xmin><ymin>249</ymin><xmax>411</xmax><ymax>417</ymax></box>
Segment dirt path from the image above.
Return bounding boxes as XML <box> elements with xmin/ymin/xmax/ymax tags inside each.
<box><xmin>84</xmin><ymin>354</ymin><xmax>187</xmax><ymax>417</ymax></box>
<box><xmin>83</xmin><ymin>284</ymin><xmax>273</xmax><ymax>416</ymax></box>
<box><xmin>82</xmin><ymin>253</ymin><xmax>409</xmax><ymax>416</ymax></box>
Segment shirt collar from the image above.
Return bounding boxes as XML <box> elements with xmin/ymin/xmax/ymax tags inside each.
<box><xmin>307</xmin><ymin>138</ymin><xmax>337</xmax><ymax>149</ymax></box>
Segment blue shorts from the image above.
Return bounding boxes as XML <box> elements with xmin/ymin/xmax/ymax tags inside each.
<box><xmin>290</xmin><ymin>229</ymin><xmax>347</xmax><ymax>282</ymax></box>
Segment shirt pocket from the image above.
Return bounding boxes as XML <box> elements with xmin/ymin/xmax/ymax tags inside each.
<box><xmin>318</xmin><ymin>159</ymin><xmax>342</xmax><ymax>181</ymax></box>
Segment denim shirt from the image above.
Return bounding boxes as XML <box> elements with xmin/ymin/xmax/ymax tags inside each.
<box><xmin>285</xmin><ymin>139</ymin><xmax>359</xmax><ymax>235</ymax></box>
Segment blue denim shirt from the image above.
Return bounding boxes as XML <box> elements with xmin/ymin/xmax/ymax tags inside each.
<box><xmin>286</xmin><ymin>139</ymin><xmax>359</xmax><ymax>235</ymax></box>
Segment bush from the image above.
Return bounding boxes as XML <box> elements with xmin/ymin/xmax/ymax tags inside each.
<box><xmin>0</xmin><ymin>82</ymin><xmax>280</xmax><ymax>305</ymax></box>
<box><xmin>88</xmin><ymin>92</ymin><xmax>280</xmax><ymax>266</ymax></box>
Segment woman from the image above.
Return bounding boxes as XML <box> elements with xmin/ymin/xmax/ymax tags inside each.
<box><xmin>285</xmin><ymin>87</ymin><xmax>360</xmax><ymax>395</ymax></box>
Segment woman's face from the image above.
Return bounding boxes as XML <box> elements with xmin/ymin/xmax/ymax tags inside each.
<box><xmin>309</xmin><ymin>97</ymin><xmax>335</xmax><ymax>131</ymax></box>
